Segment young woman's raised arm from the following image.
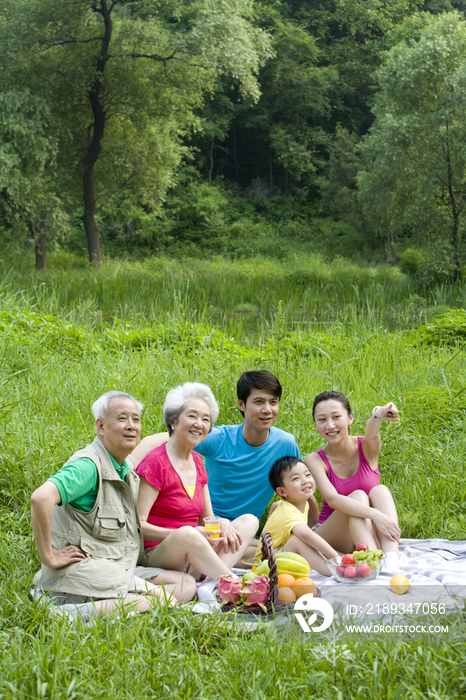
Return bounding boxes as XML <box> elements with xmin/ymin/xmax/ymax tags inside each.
<box><xmin>361</xmin><ymin>402</ymin><xmax>399</xmax><ymax>465</ymax></box>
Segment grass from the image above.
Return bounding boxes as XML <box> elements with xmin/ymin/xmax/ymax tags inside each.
<box><xmin>0</xmin><ymin>256</ymin><xmax>466</xmax><ymax>698</ymax></box>
<box><xmin>3</xmin><ymin>252</ymin><xmax>466</xmax><ymax>338</ymax></box>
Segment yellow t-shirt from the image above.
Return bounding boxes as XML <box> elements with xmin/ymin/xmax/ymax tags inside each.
<box><xmin>256</xmin><ymin>500</ymin><xmax>309</xmax><ymax>559</ymax></box>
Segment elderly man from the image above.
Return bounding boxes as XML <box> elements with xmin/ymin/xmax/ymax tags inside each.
<box><xmin>31</xmin><ymin>390</ymin><xmax>196</xmax><ymax>617</ymax></box>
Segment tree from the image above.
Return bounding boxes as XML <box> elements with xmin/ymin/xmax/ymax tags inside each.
<box><xmin>1</xmin><ymin>0</ymin><xmax>271</xmax><ymax>263</ymax></box>
<box><xmin>358</xmin><ymin>12</ymin><xmax>466</xmax><ymax>278</ymax></box>
<box><xmin>199</xmin><ymin>19</ymin><xmax>337</xmax><ymax>192</ymax></box>
<box><xmin>293</xmin><ymin>0</ymin><xmax>424</xmax><ymax>132</ymax></box>
<box><xmin>320</xmin><ymin>125</ymin><xmax>370</xmax><ymax>254</ymax></box>
<box><xmin>188</xmin><ymin>0</ymin><xmax>424</xmax><ymax>197</ymax></box>
<box><xmin>0</xmin><ymin>90</ymin><xmax>62</xmax><ymax>269</ymax></box>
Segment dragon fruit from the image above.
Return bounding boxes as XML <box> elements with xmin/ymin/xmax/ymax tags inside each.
<box><xmin>242</xmin><ymin>574</ymin><xmax>270</xmax><ymax>607</ymax></box>
<box><xmin>217</xmin><ymin>575</ymin><xmax>243</xmax><ymax>604</ymax></box>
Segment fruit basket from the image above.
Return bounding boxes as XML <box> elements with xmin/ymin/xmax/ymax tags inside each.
<box><xmin>219</xmin><ymin>531</ymin><xmax>320</xmax><ymax>615</ymax></box>
<box><xmin>326</xmin><ymin>554</ymin><xmax>386</xmax><ymax>583</ymax></box>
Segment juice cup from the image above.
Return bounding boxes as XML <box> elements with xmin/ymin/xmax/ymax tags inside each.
<box><xmin>204</xmin><ymin>516</ymin><xmax>222</xmax><ymax>539</ymax></box>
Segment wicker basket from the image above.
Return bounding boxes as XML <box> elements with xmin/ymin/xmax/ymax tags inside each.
<box><xmin>219</xmin><ymin>531</ymin><xmax>319</xmax><ymax>616</ymax></box>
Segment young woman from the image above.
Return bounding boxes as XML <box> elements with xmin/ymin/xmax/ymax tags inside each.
<box><xmin>305</xmin><ymin>391</ymin><xmax>401</xmax><ymax>573</ymax></box>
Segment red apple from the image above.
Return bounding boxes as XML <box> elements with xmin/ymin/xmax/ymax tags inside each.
<box><xmin>344</xmin><ymin>565</ymin><xmax>357</xmax><ymax>579</ymax></box>
<box><xmin>355</xmin><ymin>543</ymin><xmax>369</xmax><ymax>551</ymax></box>
<box><xmin>357</xmin><ymin>563</ymin><xmax>372</xmax><ymax>578</ymax></box>
<box><xmin>341</xmin><ymin>553</ymin><xmax>356</xmax><ymax>565</ymax></box>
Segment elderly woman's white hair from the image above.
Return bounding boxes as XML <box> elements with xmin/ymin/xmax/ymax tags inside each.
<box><xmin>163</xmin><ymin>382</ymin><xmax>219</xmax><ymax>435</ymax></box>
<box><xmin>92</xmin><ymin>390</ymin><xmax>144</xmax><ymax>421</ymax></box>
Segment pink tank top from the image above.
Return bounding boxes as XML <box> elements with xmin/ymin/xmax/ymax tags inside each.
<box><xmin>317</xmin><ymin>437</ymin><xmax>380</xmax><ymax>524</ymax></box>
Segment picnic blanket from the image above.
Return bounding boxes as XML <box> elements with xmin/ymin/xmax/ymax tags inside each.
<box><xmin>193</xmin><ymin>539</ymin><xmax>466</xmax><ymax>623</ymax></box>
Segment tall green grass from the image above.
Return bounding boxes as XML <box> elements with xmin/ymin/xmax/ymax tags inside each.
<box><xmin>1</xmin><ymin>261</ymin><xmax>465</xmax><ymax>698</ymax></box>
<box><xmin>3</xmin><ymin>254</ymin><xmax>466</xmax><ymax>338</ymax></box>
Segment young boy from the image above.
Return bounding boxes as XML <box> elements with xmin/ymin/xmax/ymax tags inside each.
<box><xmin>257</xmin><ymin>456</ymin><xmax>339</xmax><ymax>576</ymax></box>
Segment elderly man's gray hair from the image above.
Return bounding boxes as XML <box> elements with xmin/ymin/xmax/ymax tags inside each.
<box><xmin>92</xmin><ymin>391</ymin><xmax>144</xmax><ymax>421</ymax></box>
<box><xmin>163</xmin><ymin>383</ymin><xmax>219</xmax><ymax>436</ymax></box>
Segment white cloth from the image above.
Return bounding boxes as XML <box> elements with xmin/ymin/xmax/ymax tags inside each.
<box><xmin>309</xmin><ymin>538</ymin><xmax>466</xmax><ymax>623</ymax></box>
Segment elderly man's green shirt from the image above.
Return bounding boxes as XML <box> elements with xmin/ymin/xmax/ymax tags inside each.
<box><xmin>48</xmin><ymin>454</ymin><xmax>131</xmax><ymax>512</ymax></box>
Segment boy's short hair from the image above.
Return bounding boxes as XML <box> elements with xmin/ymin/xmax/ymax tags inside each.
<box><xmin>269</xmin><ymin>455</ymin><xmax>302</xmax><ymax>492</ymax></box>
<box><xmin>236</xmin><ymin>370</ymin><xmax>282</xmax><ymax>417</ymax></box>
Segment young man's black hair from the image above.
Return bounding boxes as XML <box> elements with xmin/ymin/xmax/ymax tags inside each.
<box><xmin>236</xmin><ymin>370</ymin><xmax>282</xmax><ymax>417</ymax></box>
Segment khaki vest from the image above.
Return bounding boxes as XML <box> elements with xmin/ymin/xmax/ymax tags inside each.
<box><xmin>38</xmin><ymin>437</ymin><xmax>145</xmax><ymax>598</ymax></box>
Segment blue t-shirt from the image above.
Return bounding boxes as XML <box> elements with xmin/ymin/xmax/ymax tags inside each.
<box><xmin>195</xmin><ymin>424</ymin><xmax>302</xmax><ymax>521</ymax></box>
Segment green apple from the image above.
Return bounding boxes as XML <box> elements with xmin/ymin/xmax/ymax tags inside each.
<box><xmin>242</xmin><ymin>571</ymin><xmax>258</xmax><ymax>583</ymax></box>
<box><xmin>257</xmin><ymin>560</ymin><xmax>270</xmax><ymax>576</ymax></box>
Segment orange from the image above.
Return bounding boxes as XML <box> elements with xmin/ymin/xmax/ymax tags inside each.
<box><xmin>293</xmin><ymin>577</ymin><xmax>316</xmax><ymax>598</ymax></box>
<box><xmin>277</xmin><ymin>573</ymin><xmax>296</xmax><ymax>587</ymax></box>
<box><xmin>278</xmin><ymin>586</ymin><xmax>296</xmax><ymax>602</ymax></box>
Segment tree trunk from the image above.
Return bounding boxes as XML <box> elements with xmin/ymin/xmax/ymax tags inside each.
<box><xmin>35</xmin><ymin>227</ymin><xmax>47</xmax><ymax>269</ymax></box>
<box><xmin>445</xmin><ymin>119</ymin><xmax>461</xmax><ymax>281</ymax></box>
<box><xmin>232</xmin><ymin>123</ymin><xmax>238</xmax><ymax>183</ymax></box>
<box><xmin>83</xmin><ymin>166</ymin><xmax>101</xmax><ymax>264</ymax></box>
<box><xmin>208</xmin><ymin>136</ymin><xmax>214</xmax><ymax>185</ymax></box>
<box><xmin>81</xmin><ymin>0</ymin><xmax>113</xmax><ymax>265</ymax></box>
<box><xmin>451</xmin><ymin>216</ymin><xmax>461</xmax><ymax>282</ymax></box>
<box><xmin>28</xmin><ymin>218</ymin><xmax>47</xmax><ymax>269</ymax></box>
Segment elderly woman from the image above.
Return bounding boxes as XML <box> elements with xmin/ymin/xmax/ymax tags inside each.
<box><xmin>135</xmin><ymin>383</ymin><xmax>258</xmax><ymax>585</ymax></box>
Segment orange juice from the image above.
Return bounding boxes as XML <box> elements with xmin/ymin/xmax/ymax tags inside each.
<box><xmin>205</xmin><ymin>523</ymin><xmax>221</xmax><ymax>538</ymax></box>
<box><xmin>204</xmin><ymin>516</ymin><xmax>221</xmax><ymax>538</ymax></box>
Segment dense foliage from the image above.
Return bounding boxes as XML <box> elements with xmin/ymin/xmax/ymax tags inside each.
<box><xmin>2</xmin><ymin>1</ymin><xmax>466</xmax><ymax>273</ymax></box>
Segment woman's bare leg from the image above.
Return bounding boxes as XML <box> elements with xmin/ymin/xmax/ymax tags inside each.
<box><xmin>145</xmin><ymin>526</ymin><xmax>234</xmax><ymax>580</ymax></box>
<box><xmin>369</xmin><ymin>485</ymin><xmax>399</xmax><ymax>553</ymax></box>
<box><xmin>346</xmin><ymin>490</ymin><xmax>379</xmax><ymax>550</ymax></box>
<box><xmin>92</xmin><ymin>589</ymin><xmax>175</xmax><ymax>616</ymax></box>
<box><xmin>150</xmin><ymin>570</ymin><xmax>197</xmax><ymax>603</ymax></box>
<box><xmin>217</xmin><ymin>514</ymin><xmax>259</xmax><ymax>569</ymax></box>
<box><xmin>235</xmin><ymin>538</ymin><xmax>260</xmax><ymax>568</ymax></box>
<box><xmin>312</xmin><ymin>510</ymin><xmax>355</xmax><ymax>553</ymax></box>
<box><xmin>315</xmin><ymin>490</ymin><xmax>378</xmax><ymax>552</ymax></box>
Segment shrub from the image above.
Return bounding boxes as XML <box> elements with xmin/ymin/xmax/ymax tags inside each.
<box><xmin>418</xmin><ymin>243</ymin><xmax>457</xmax><ymax>286</ymax></box>
<box><xmin>416</xmin><ymin>308</ymin><xmax>466</xmax><ymax>345</ymax></box>
<box><xmin>399</xmin><ymin>248</ymin><xmax>425</xmax><ymax>276</ymax></box>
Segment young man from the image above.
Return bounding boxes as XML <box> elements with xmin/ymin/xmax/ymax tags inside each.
<box><xmin>133</xmin><ymin>371</ymin><xmax>319</xmax><ymax>527</ymax></box>
<box><xmin>258</xmin><ymin>456</ymin><xmax>338</xmax><ymax>576</ymax></box>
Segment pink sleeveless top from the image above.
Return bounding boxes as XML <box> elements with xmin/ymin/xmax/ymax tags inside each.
<box><xmin>317</xmin><ymin>437</ymin><xmax>380</xmax><ymax>524</ymax></box>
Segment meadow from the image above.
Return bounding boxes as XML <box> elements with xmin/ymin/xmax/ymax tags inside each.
<box><xmin>0</xmin><ymin>255</ymin><xmax>465</xmax><ymax>699</ymax></box>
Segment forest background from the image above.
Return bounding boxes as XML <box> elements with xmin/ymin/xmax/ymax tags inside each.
<box><xmin>3</xmin><ymin>0</ymin><xmax>466</xmax><ymax>281</ymax></box>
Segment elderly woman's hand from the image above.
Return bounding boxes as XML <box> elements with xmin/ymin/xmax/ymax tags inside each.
<box><xmin>195</xmin><ymin>525</ymin><xmax>226</xmax><ymax>551</ymax></box>
<box><xmin>195</xmin><ymin>520</ymin><xmax>243</xmax><ymax>553</ymax></box>
<box><xmin>219</xmin><ymin>519</ymin><xmax>243</xmax><ymax>553</ymax></box>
